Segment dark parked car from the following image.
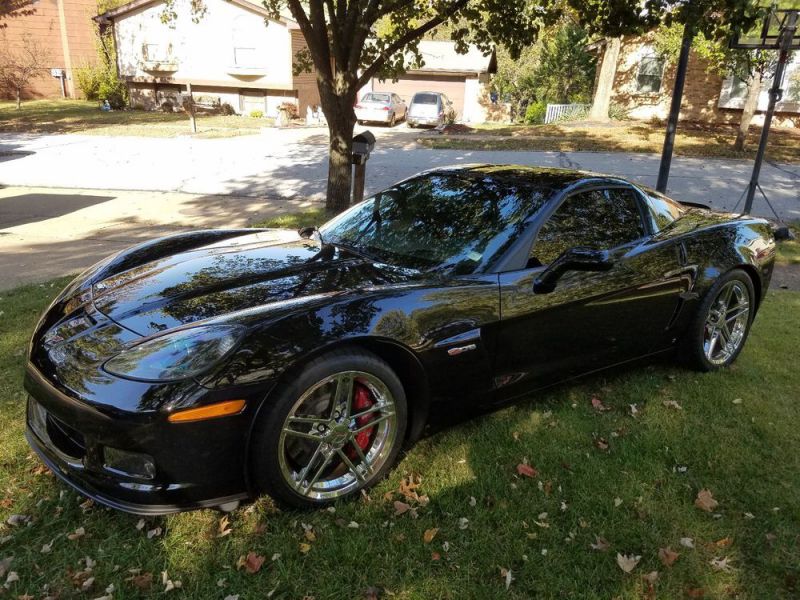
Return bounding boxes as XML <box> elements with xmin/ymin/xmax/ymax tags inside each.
<box><xmin>25</xmin><ymin>166</ymin><xmax>775</xmax><ymax>513</ymax></box>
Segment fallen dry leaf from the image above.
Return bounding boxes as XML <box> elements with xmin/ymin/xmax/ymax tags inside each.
<box><xmin>363</xmin><ymin>586</ymin><xmax>381</xmax><ymax>600</ymax></box>
<box><xmin>243</xmin><ymin>552</ymin><xmax>265</xmax><ymax>574</ymax></box>
<box><xmin>590</xmin><ymin>535</ymin><xmax>610</xmax><ymax>552</ymax></box>
<box><xmin>679</xmin><ymin>537</ymin><xmax>695</xmax><ymax>548</ymax></box>
<box><xmin>710</xmin><ymin>556</ymin><xmax>733</xmax><ymax>572</ymax></box>
<box><xmin>642</xmin><ymin>571</ymin><xmax>659</xmax><ymax>584</ymax></box>
<box><xmin>516</xmin><ymin>463</ymin><xmax>538</xmax><ymax>478</ymax></box>
<box><xmin>694</xmin><ymin>489</ymin><xmax>719</xmax><ymax>512</ymax></box>
<box><xmin>500</xmin><ymin>567</ymin><xmax>513</xmax><ymax>590</ymax></box>
<box><xmin>714</xmin><ymin>537</ymin><xmax>733</xmax><ymax>548</ymax></box>
<box><xmin>126</xmin><ymin>571</ymin><xmax>153</xmax><ymax>591</ymax></box>
<box><xmin>658</xmin><ymin>547</ymin><xmax>679</xmax><ymax>567</ymax></box>
<box><xmin>458</xmin><ymin>517</ymin><xmax>469</xmax><ymax>530</ymax></box>
<box><xmin>146</xmin><ymin>527</ymin><xmax>162</xmax><ymax>539</ymax></box>
<box><xmin>686</xmin><ymin>588</ymin><xmax>705</xmax><ymax>598</ymax></box>
<box><xmin>299</xmin><ymin>543</ymin><xmax>311</xmax><ymax>554</ymax></box>
<box><xmin>616</xmin><ymin>553</ymin><xmax>641</xmax><ymax>574</ymax></box>
<box><xmin>423</xmin><ymin>528</ymin><xmax>439</xmax><ymax>544</ymax></box>
<box><xmin>431</xmin><ymin>551</ymin><xmax>441</xmax><ymax>561</ymax></box>
<box><xmin>218</xmin><ymin>516</ymin><xmax>232</xmax><ymax>537</ymax></box>
<box><xmin>67</xmin><ymin>527</ymin><xmax>85</xmax><ymax>540</ymax></box>
<box><xmin>591</xmin><ymin>396</ymin><xmax>612</xmax><ymax>412</ymax></box>
<box><xmin>594</xmin><ymin>437</ymin><xmax>609</xmax><ymax>451</ymax></box>
<box><xmin>5</xmin><ymin>515</ymin><xmax>29</xmax><ymax>527</ymax></box>
<box><xmin>393</xmin><ymin>500</ymin><xmax>411</xmax><ymax>516</ymax></box>
<box><xmin>662</xmin><ymin>400</ymin><xmax>683</xmax><ymax>410</ymax></box>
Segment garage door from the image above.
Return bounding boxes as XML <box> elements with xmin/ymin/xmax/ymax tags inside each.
<box><xmin>372</xmin><ymin>74</ymin><xmax>467</xmax><ymax>119</ymax></box>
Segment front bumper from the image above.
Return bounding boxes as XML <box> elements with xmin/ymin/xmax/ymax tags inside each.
<box><xmin>24</xmin><ymin>363</ymin><xmax>253</xmax><ymax>515</ymax></box>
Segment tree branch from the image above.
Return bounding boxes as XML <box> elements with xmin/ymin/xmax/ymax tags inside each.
<box><xmin>356</xmin><ymin>0</ymin><xmax>467</xmax><ymax>88</ymax></box>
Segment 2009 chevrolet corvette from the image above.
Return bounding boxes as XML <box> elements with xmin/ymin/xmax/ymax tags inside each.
<box><xmin>25</xmin><ymin>166</ymin><xmax>776</xmax><ymax>513</ymax></box>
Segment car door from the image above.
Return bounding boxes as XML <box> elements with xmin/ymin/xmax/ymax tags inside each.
<box><xmin>492</xmin><ymin>185</ymin><xmax>688</xmax><ymax>399</ymax></box>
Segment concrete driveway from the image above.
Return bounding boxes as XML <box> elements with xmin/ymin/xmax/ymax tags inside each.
<box><xmin>1</xmin><ymin>129</ymin><xmax>798</xmax><ymax>219</ymax></box>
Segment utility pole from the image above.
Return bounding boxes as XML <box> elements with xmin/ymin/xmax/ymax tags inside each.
<box><xmin>656</xmin><ymin>20</ymin><xmax>694</xmax><ymax>193</ymax></box>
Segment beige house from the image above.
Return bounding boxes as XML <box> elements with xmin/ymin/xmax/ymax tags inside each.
<box><xmin>96</xmin><ymin>0</ymin><xmax>319</xmax><ymax>116</ymax></box>
<box><xmin>591</xmin><ymin>33</ymin><xmax>800</xmax><ymax>127</ymax></box>
<box><xmin>363</xmin><ymin>41</ymin><xmax>498</xmax><ymax>123</ymax></box>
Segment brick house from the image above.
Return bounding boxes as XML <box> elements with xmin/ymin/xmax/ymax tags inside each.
<box><xmin>0</xmin><ymin>0</ymin><xmax>98</xmax><ymax>99</ymax></box>
<box><xmin>95</xmin><ymin>0</ymin><xmax>320</xmax><ymax>117</ymax></box>
<box><xmin>590</xmin><ymin>33</ymin><xmax>800</xmax><ymax>128</ymax></box>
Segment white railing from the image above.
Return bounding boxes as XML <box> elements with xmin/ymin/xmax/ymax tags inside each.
<box><xmin>544</xmin><ymin>103</ymin><xmax>591</xmax><ymax>124</ymax></box>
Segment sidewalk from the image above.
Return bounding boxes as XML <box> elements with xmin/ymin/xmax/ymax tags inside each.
<box><xmin>0</xmin><ymin>186</ymin><xmax>317</xmax><ymax>290</ymax></box>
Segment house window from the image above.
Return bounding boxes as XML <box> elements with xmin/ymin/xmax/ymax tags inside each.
<box><xmin>232</xmin><ymin>15</ymin><xmax>264</xmax><ymax>68</ymax></box>
<box><xmin>143</xmin><ymin>43</ymin><xmax>170</xmax><ymax>62</ymax></box>
<box><xmin>636</xmin><ymin>52</ymin><xmax>665</xmax><ymax>94</ymax></box>
<box><xmin>729</xmin><ymin>76</ymin><xmax>748</xmax><ymax>100</ymax></box>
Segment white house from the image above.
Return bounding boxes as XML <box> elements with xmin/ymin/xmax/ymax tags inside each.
<box><xmin>96</xmin><ymin>0</ymin><xmax>320</xmax><ymax>117</ymax></box>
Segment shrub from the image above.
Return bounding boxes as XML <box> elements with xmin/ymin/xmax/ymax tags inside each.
<box><xmin>278</xmin><ymin>101</ymin><xmax>298</xmax><ymax>119</ymax></box>
<box><xmin>160</xmin><ymin>100</ymin><xmax>174</xmax><ymax>113</ymax></box>
<box><xmin>75</xmin><ymin>63</ymin><xmax>127</xmax><ymax>109</ymax></box>
<box><xmin>250</xmin><ymin>110</ymin><xmax>264</xmax><ymax>118</ymax></box>
<box><xmin>609</xmin><ymin>103</ymin><xmax>630</xmax><ymax>121</ymax></box>
<box><xmin>219</xmin><ymin>103</ymin><xmax>236</xmax><ymax>116</ymax></box>
<box><xmin>524</xmin><ymin>101</ymin><xmax>546</xmax><ymax>124</ymax></box>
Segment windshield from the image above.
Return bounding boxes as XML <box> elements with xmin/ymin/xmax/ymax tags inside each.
<box><xmin>320</xmin><ymin>172</ymin><xmax>547</xmax><ymax>275</ymax></box>
<box><xmin>362</xmin><ymin>93</ymin><xmax>391</xmax><ymax>103</ymax></box>
<box><xmin>412</xmin><ymin>93</ymin><xmax>439</xmax><ymax>105</ymax></box>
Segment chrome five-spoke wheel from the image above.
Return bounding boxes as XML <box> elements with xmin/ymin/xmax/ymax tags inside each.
<box><xmin>703</xmin><ymin>280</ymin><xmax>750</xmax><ymax>366</ymax></box>
<box><xmin>252</xmin><ymin>348</ymin><xmax>408</xmax><ymax>508</ymax></box>
<box><xmin>278</xmin><ymin>371</ymin><xmax>397</xmax><ymax>500</ymax></box>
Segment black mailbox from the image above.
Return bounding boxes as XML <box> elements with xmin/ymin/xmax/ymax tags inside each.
<box><xmin>352</xmin><ymin>130</ymin><xmax>376</xmax><ymax>164</ymax></box>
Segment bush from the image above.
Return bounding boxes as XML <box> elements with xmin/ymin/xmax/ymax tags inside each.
<box><xmin>278</xmin><ymin>101</ymin><xmax>298</xmax><ymax>119</ymax></box>
<box><xmin>250</xmin><ymin>110</ymin><xmax>264</xmax><ymax>118</ymax></box>
<box><xmin>219</xmin><ymin>103</ymin><xmax>236</xmax><ymax>116</ymax></box>
<box><xmin>75</xmin><ymin>63</ymin><xmax>127</xmax><ymax>109</ymax></box>
<box><xmin>609</xmin><ymin>103</ymin><xmax>630</xmax><ymax>121</ymax></box>
<box><xmin>524</xmin><ymin>101</ymin><xmax>546</xmax><ymax>124</ymax></box>
<box><xmin>160</xmin><ymin>100</ymin><xmax>174</xmax><ymax>113</ymax></box>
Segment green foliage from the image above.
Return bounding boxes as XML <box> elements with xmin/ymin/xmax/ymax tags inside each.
<box><xmin>492</xmin><ymin>43</ymin><xmax>540</xmax><ymax>121</ymax></box>
<box><xmin>75</xmin><ymin>63</ymin><xmax>127</xmax><ymax>108</ymax></box>
<box><xmin>530</xmin><ymin>24</ymin><xmax>596</xmax><ymax>104</ymax></box>
<box><xmin>524</xmin><ymin>100</ymin><xmax>546</xmax><ymax>124</ymax></box>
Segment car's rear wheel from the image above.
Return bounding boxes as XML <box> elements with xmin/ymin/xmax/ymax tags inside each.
<box><xmin>682</xmin><ymin>269</ymin><xmax>754</xmax><ymax>372</ymax></box>
<box><xmin>388</xmin><ymin>113</ymin><xmax>396</xmax><ymax>127</ymax></box>
<box><xmin>251</xmin><ymin>348</ymin><xmax>407</xmax><ymax>508</ymax></box>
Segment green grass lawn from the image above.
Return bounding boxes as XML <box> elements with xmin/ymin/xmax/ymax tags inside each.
<box><xmin>421</xmin><ymin>121</ymin><xmax>800</xmax><ymax>163</ymax></box>
<box><xmin>0</xmin><ymin>100</ymin><xmax>272</xmax><ymax>138</ymax></box>
<box><xmin>775</xmin><ymin>223</ymin><xmax>800</xmax><ymax>266</ymax></box>
<box><xmin>1</xmin><ymin>281</ymin><xmax>798</xmax><ymax>599</ymax></box>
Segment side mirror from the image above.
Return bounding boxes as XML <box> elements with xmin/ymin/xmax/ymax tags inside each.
<box><xmin>533</xmin><ymin>247</ymin><xmax>613</xmax><ymax>294</ymax></box>
<box><xmin>298</xmin><ymin>226</ymin><xmax>316</xmax><ymax>239</ymax></box>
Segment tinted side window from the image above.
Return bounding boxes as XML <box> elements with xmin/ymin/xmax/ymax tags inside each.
<box><xmin>645</xmin><ymin>192</ymin><xmax>684</xmax><ymax>231</ymax></box>
<box><xmin>529</xmin><ymin>188</ymin><xmax>645</xmax><ymax>266</ymax></box>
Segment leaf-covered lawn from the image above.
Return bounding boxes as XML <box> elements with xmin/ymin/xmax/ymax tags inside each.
<box><xmin>0</xmin><ymin>100</ymin><xmax>269</xmax><ymax>138</ymax></box>
<box><xmin>1</xmin><ymin>281</ymin><xmax>798</xmax><ymax>599</ymax></box>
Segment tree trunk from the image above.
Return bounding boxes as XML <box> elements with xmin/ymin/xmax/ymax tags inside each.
<box><xmin>320</xmin><ymin>91</ymin><xmax>357</xmax><ymax>215</ymax></box>
<box><xmin>590</xmin><ymin>37</ymin><xmax>621</xmax><ymax>122</ymax></box>
<box><xmin>734</xmin><ymin>71</ymin><xmax>763</xmax><ymax>152</ymax></box>
<box><xmin>16</xmin><ymin>88</ymin><xmax>21</xmax><ymax>110</ymax></box>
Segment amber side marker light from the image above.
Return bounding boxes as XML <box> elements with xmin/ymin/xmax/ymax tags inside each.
<box><xmin>167</xmin><ymin>399</ymin><xmax>246</xmax><ymax>423</ymax></box>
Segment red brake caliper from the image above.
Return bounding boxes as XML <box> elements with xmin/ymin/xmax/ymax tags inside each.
<box><xmin>347</xmin><ymin>382</ymin><xmax>375</xmax><ymax>460</ymax></box>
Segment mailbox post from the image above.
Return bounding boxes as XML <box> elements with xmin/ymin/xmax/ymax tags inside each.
<box><xmin>351</xmin><ymin>131</ymin><xmax>375</xmax><ymax>206</ymax></box>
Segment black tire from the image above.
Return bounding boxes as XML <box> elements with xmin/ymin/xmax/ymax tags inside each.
<box><xmin>681</xmin><ymin>269</ymin><xmax>755</xmax><ymax>372</ymax></box>
<box><xmin>388</xmin><ymin>113</ymin><xmax>396</xmax><ymax>127</ymax></box>
<box><xmin>407</xmin><ymin>122</ymin><xmax>415</xmax><ymax>129</ymax></box>
<box><xmin>251</xmin><ymin>347</ymin><xmax>407</xmax><ymax>509</ymax></box>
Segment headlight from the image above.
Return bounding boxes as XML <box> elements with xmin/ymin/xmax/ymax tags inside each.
<box><xmin>104</xmin><ymin>325</ymin><xmax>243</xmax><ymax>382</ymax></box>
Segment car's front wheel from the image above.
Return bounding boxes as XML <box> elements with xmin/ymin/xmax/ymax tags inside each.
<box><xmin>251</xmin><ymin>348</ymin><xmax>407</xmax><ymax>508</ymax></box>
<box><xmin>682</xmin><ymin>269</ymin><xmax>755</xmax><ymax>371</ymax></box>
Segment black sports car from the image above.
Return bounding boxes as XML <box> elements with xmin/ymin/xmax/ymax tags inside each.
<box><xmin>25</xmin><ymin>166</ymin><xmax>776</xmax><ymax>513</ymax></box>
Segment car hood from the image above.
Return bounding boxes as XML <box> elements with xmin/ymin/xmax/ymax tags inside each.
<box><xmin>91</xmin><ymin>230</ymin><xmax>417</xmax><ymax>336</ymax></box>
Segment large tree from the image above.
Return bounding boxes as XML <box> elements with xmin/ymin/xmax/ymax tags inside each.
<box><xmin>262</xmin><ymin>0</ymin><xmax>553</xmax><ymax>214</ymax></box>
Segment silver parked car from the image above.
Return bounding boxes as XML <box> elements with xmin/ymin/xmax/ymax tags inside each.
<box><xmin>407</xmin><ymin>91</ymin><xmax>456</xmax><ymax>128</ymax></box>
<box><xmin>355</xmin><ymin>92</ymin><xmax>407</xmax><ymax>127</ymax></box>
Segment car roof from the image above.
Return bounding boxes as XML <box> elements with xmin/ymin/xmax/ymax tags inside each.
<box><xmin>419</xmin><ymin>164</ymin><xmax>631</xmax><ymax>191</ymax></box>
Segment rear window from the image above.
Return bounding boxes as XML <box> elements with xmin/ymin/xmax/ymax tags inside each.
<box><xmin>412</xmin><ymin>93</ymin><xmax>439</xmax><ymax>105</ymax></box>
<box><xmin>644</xmin><ymin>189</ymin><xmax>685</xmax><ymax>231</ymax></box>
<box><xmin>362</xmin><ymin>93</ymin><xmax>391</xmax><ymax>103</ymax></box>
